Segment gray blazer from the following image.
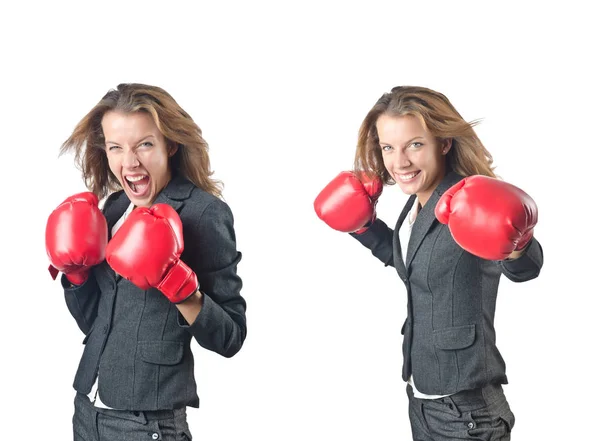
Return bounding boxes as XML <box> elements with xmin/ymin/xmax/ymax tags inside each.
<box><xmin>352</xmin><ymin>171</ymin><xmax>543</xmax><ymax>395</ymax></box>
<box><xmin>62</xmin><ymin>174</ymin><xmax>247</xmax><ymax>410</ymax></box>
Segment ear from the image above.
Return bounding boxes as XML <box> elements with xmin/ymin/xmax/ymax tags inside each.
<box><xmin>441</xmin><ymin>138</ymin><xmax>452</xmax><ymax>155</ymax></box>
<box><xmin>168</xmin><ymin>143</ymin><xmax>179</xmax><ymax>157</ymax></box>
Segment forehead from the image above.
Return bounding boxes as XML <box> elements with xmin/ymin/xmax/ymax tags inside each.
<box><xmin>101</xmin><ymin>111</ymin><xmax>159</xmax><ymax>137</ymax></box>
<box><xmin>375</xmin><ymin>113</ymin><xmax>430</xmax><ymax>141</ymax></box>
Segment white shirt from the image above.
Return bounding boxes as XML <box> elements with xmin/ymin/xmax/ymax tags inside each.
<box><xmin>87</xmin><ymin>202</ymin><xmax>134</xmax><ymax>408</ymax></box>
<box><xmin>399</xmin><ymin>197</ymin><xmax>452</xmax><ymax>400</ymax></box>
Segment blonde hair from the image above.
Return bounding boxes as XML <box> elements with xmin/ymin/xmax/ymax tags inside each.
<box><xmin>354</xmin><ymin>86</ymin><xmax>497</xmax><ymax>184</ymax></box>
<box><xmin>61</xmin><ymin>83</ymin><xmax>222</xmax><ymax>198</ymax></box>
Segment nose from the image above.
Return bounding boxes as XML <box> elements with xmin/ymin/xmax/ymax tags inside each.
<box><xmin>391</xmin><ymin>147</ymin><xmax>411</xmax><ymax>169</ymax></box>
<box><xmin>122</xmin><ymin>148</ymin><xmax>140</xmax><ymax>169</ymax></box>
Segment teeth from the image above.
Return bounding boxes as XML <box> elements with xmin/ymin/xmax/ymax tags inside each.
<box><xmin>398</xmin><ymin>172</ymin><xmax>419</xmax><ymax>181</ymax></box>
<box><xmin>126</xmin><ymin>175</ymin><xmax>147</xmax><ymax>182</ymax></box>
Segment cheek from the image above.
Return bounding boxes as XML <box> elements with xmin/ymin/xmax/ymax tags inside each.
<box><xmin>147</xmin><ymin>154</ymin><xmax>170</xmax><ymax>181</ymax></box>
<box><xmin>106</xmin><ymin>154</ymin><xmax>120</xmax><ymax>175</ymax></box>
<box><xmin>382</xmin><ymin>154</ymin><xmax>393</xmax><ymax>172</ymax></box>
<box><xmin>417</xmin><ymin>151</ymin><xmax>437</xmax><ymax>170</ymax></box>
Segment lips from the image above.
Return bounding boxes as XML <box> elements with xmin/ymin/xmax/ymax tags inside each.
<box><xmin>396</xmin><ymin>170</ymin><xmax>421</xmax><ymax>182</ymax></box>
<box><xmin>125</xmin><ymin>175</ymin><xmax>150</xmax><ymax>196</ymax></box>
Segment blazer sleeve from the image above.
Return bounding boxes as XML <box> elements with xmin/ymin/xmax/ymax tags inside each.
<box><xmin>349</xmin><ymin>218</ymin><xmax>395</xmax><ymax>267</ymax></box>
<box><xmin>178</xmin><ymin>199</ymin><xmax>247</xmax><ymax>358</ymax></box>
<box><xmin>499</xmin><ymin>236</ymin><xmax>544</xmax><ymax>282</ymax></box>
<box><xmin>62</xmin><ymin>272</ymin><xmax>101</xmax><ymax>335</ymax></box>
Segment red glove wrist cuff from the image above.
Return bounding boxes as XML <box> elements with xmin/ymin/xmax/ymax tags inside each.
<box><xmin>158</xmin><ymin>260</ymin><xmax>199</xmax><ymax>304</ymax></box>
<box><xmin>65</xmin><ymin>270</ymin><xmax>89</xmax><ymax>286</ymax></box>
<box><xmin>354</xmin><ymin>211</ymin><xmax>377</xmax><ymax>235</ymax></box>
<box><xmin>515</xmin><ymin>229</ymin><xmax>534</xmax><ymax>252</ymax></box>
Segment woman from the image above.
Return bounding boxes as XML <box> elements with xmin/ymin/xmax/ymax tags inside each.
<box><xmin>314</xmin><ymin>86</ymin><xmax>542</xmax><ymax>440</ymax></box>
<box><xmin>45</xmin><ymin>83</ymin><xmax>247</xmax><ymax>441</ymax></box>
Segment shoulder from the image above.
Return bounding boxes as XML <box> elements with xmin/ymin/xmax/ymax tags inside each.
<box><xmin>161</xmin><ymin>175</ymin><xmax>234</xmax><ymax>228</ymax></box>
<box><xmin>180</xmin><ymin>188</ymin><xmax>238</xmax><ymax>254</ymax></box>
<box><xmin>185</xmin><ymin>187</ymin><xmax>233</xmax><ymax>223</ymax></box>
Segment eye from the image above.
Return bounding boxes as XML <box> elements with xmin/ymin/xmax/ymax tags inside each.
<box><xmin>381</xmin><ymin>144</ymin><xmax>392</xmax><ymax>152</ymax></box>
<box><xmin>409</xmin><ymin>142</ymin><xmax>423</xmax><ymax>149</ymax></box>
<box><xmin>107</xmin><ymin>145</ymin><xmax>121</xmax><ymax>151</ymax></box>
<box><xmin>140</xmin><ymin>141</ymin><xmax>153</xmax><ymax>148</ymax></box>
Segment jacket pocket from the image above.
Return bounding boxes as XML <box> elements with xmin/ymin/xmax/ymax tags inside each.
<box><xmin>137</xmin><ymin>341</ymin><xmax>184</xmax><ymax>365</ymax></box>
<box><xmin>134</xmin><ymin>341</ymin><xmax>188</xmax><ymax>409</ymax></box>
<box><xmin>433</xmin><ymin>324</ymin><xmax>475</xmax><ymax>350</ymax></box>
<box><xmin>432</xmin><ymin>324</ymin><xmax>478</xmax><ymax>393</ymax></box>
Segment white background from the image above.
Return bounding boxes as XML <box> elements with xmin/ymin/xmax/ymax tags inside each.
<box><xmin>1</xmin><ymin>1</ymin><xmax>598</xmax><ymax>439</ymax></box>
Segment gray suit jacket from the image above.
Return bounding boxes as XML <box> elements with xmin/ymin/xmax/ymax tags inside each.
<box><xmin>62</xmin><ymin>175</ymin><xmax>247</xmax><ymax>410</ymax></box>
<box><xmin>352</xmin><ymin>171</ymin><xmax>543</xmax><ymax>395</ymax></box>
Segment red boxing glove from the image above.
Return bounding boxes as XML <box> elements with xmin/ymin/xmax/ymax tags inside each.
<box><xmin>45</xmin><ymin>192</ymin><xmax>108</xmax><ymax>285</ymax></box>
<box><xmin>105</xmin><ymin>204</ymin><xmax>198</xmax><ymax>303</ymax></box>
<box><xmin>435</xmin><ymin>175</ymin><xmax>538</xmax><ymax>260</ymax></box>
<box><xmin>314</xmin><ymin>171</ymin><xmax>383</xmax><ymax>234</ymax></box>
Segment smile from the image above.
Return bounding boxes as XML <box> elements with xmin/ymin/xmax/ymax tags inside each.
<box><xmin>397</xmin><ymin>171</ymin><xmax>420</xmax><ymax>182</ymax></box>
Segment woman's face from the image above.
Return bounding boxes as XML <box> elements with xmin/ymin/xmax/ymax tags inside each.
<box><xmin>376</xmin><ymin>113</ymin><xmax>450</xmax><ymax>206</ymax></box>
<box><xmin>102</xmin><ymin>111</ymin><xmax>176</xmax><ymax>208</ymax></box>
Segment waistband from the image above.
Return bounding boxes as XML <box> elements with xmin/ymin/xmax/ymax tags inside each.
<box><xmin>408</xmin><ymin>382</ymin><xmax>507</xmax><ymax>415</ymax></box>
<box><xmin>76</xmin><ymin>392</ymin><xmax>186</xmax><ymax>423</ymax></box>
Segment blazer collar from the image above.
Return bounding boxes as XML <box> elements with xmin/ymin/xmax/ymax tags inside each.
<box><xmin>403</xmin><ymin>170</ymin><xmax>464</xmax><ymax>270</ymax></box>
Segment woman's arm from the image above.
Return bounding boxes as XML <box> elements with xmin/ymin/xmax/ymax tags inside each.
<box><xmin>499</xmin><ymin>236</ymin><xmax>544</xmax><ymax>282</ymax></box>
<box><xmin>349</xmin><ymin>219</ymin><xmax>395</xmax><ymax>266</ymax></box>
<box><xmin>178</xmin><ymin>199</ymin><xmax>246</xmax><ymax>358</ymax></box>
<box><xmin>62</xmin><ymin>273</ymin><xmax>101</xmax><ymax>334</ymax></box>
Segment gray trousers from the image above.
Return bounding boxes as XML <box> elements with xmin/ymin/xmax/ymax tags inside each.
<box><xmin>73</xmin><ymin>392</ymin><xmax>192</xmax><ymax>441</ymax></box>
<box><xmin>407</xmin><ymin>383</ymin><xmax>515</xmax><ymax>441</ymax></box>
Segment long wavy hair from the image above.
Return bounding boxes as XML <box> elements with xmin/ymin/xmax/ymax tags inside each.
<box><xmin>354</xmin><ymin>86</ymin><xmax>497</xmax><ymax>184</ymax></box>
<box><xmin>61</xmin><ymin>83</ymin><xmax>222</xmax><ymax>199</ymax></box>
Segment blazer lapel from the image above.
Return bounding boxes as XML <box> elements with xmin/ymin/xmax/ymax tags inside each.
<box><xmin>101</xmin><ymin>192</ymin><xmax>129</xmax><ymax>282</ymax></box>
<box><xmin>393</xmin><ymin>194</ymin><xmax>417</xmax><ymax>280</ymax></box>
<box><xmin>405</xmin><ymin>171</ymin><xmax>464</xmax><ymax>270</ymax></box>
<box><xmin>103</xmin><ymin>191</ymin><xmax>131</xmax><ymax>241</ymax></box>
<box><xmin>153</xmin><ymin>191</ymin><xmax>183</xmax><ymax>213</ymax></box>
<box><xmin>152</xmin><ymin>174</ymin><xmax>193</xmax><ymax>213</ymax></box>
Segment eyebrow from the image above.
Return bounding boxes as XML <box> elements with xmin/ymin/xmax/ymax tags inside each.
<box><xmin>105</xmin><ymin>135</ymin><xmax>156</xmax><ymax>145</ymax></box>
<box><xmin>379</xmin><ymin>136</ymin><xmax>425</xmax><ymax>146</ymax></box>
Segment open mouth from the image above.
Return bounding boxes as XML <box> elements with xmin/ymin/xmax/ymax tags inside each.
<box><xmin>125</xmin><ymin>175</ymin><xmax>150</xmax><ymax>196</ymax></box>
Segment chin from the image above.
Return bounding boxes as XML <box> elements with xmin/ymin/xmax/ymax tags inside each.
<box><xmin>396</xmin><ymin>185</ymin><xmax>414</xmax><ymax>195</ymax></box>
<box><xmin>396</xmin><ymin>182</ymin><xmax>418</xmax><ymax>195</ymax></box>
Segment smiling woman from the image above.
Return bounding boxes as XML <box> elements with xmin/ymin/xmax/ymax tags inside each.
<box><xmin>314</xmin><ymin>85</ymin><xmax>542</xmax><ymax>441</ymax></box>
<box><xmin>46</xmin><ymin>83</ymin><xmax>247</xmax><ymax>441</ymax></box>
